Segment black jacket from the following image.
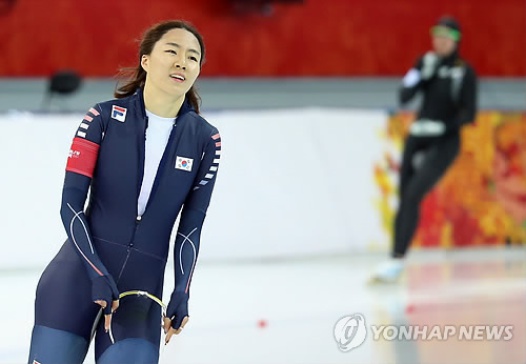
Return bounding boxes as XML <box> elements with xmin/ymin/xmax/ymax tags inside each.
<box><xmin>400</xmin><ymin>50</ymin><xmax>478</xmax><ymax>132</ymax></box>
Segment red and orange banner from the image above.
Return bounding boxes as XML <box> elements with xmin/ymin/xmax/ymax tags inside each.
<box><xmin>375</xmin><ymin>111</ymin><xmax>526</xmax><ymax>248</ymax></box>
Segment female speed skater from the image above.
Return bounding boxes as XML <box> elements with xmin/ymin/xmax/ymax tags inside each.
<box><xmin>28</xmin><ymin>20</ymin><xmax>221</xmax><ymax>363</ymax></box>
<box><xmin>370</xmin><ymin>16</ymin><xmax>477</xmax><ymax>283</ymax></box>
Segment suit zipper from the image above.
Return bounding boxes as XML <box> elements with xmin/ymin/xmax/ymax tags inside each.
<box><xmin>129</xmin><ymin>115</ymin><xmax>148</xmax><ymax>248</ymax></box>
<box><xmin>141</xmin><ymin>121</ymin><xmax>177</xmax><ymax>216</ymax></box>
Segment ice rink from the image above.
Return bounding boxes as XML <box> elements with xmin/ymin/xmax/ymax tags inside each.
<box><xmin>1</xmin><ymin>79</ymin><xmax>524</xmax><ymax>364</ymax></box>
<box><xmin>2</xmin><ymin>246</ymin><xmax>525</xmax><ymax>364</ymax></box>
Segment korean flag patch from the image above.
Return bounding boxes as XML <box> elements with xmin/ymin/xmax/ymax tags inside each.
<box><xmin>175</xmin><ymin>156</ymin><xmax>193</xmax><ymax>172</ymax></box>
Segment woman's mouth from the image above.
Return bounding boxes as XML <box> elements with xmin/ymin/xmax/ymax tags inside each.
<box><xmin>170</xmin><ymin>74</ymin><xmax>185</xmax><ymax>83</ymax></box>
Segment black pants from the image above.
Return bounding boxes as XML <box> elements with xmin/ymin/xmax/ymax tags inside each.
<box><xmin>393</xmin><ymin>132</ymin><xmax>460</xmax><ymax>257</ymax></box>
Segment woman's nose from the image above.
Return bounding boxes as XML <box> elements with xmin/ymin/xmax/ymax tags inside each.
<box><xmin>175</xmin><ymin>57</ymin><xmax>186</xmax><ymax>70</ymax></box>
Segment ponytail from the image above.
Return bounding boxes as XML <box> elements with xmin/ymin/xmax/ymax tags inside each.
<box><xmin>114</xmin><ymin>66</ymin><xmax>146</xmax><ymax>99</ymax></box>
<box><xmin>186</xmin><ymin>86</ymin><xmax>201</xmax><ymax>113</ymax></box>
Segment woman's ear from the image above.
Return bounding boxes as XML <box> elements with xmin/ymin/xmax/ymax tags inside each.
<box><xmin>140</xmin><ymin>55</ymin><xmax>149</xmax><ymax>72</ymax></box>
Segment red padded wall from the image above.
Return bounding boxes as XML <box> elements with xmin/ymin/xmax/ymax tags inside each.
<box><xmin>0</xmin><ymin>0</ymin><xmax>524</xmax><ymax>76</ymax></box>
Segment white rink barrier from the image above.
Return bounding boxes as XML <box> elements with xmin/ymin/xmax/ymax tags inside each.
<box><xmin>0</xmin><ymin>108</ymin><xmax>390</xmax><ymax>270</ymax></box>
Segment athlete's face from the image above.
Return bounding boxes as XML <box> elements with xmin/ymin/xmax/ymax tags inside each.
<box><xmin>141</xmin><ymin>28</ymin><xmax>202</xmax><ymax>98</ymax></box>
<box><xmin>432</xmin><ymin>35</ymin><xmax>456</xmax><ymax>57</ymax></box>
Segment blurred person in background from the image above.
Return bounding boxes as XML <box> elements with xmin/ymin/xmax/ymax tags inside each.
<box><xmin>28</xmin><ymin>20</ymin><xmax>221</xmax><ymax>363</ymax></box>
<box><xmin>370</xmin><ymin>16</ymin><xmax>477</xmax><ymax>283</ymax></box>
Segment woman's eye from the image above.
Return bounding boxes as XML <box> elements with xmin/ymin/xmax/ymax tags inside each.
<box><xmin>166</xmin><ymin>50</ymin><xmax>177</xmax><ymax>55</ymax></box>
<box><xmin>189</xmin><ymin>56</ymin><xmax>198</xmax><ymax>62</ymax></box>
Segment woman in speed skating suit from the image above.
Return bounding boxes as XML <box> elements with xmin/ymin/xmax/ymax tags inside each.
<box><xmin>371</xmin><ymin>16</ymin><xmax>477</xmax><ymax>283</ymax></box>
<box><xmin>28</xmin><ymin>20</ymin><xmax>221</xmax><ymax>363</ymax></box>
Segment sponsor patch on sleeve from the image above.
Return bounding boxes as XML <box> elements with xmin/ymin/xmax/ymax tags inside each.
<box><xmin>66</xmin><ymin>137</ymin><xmax>100</xmax><ymax>178</ymax></box>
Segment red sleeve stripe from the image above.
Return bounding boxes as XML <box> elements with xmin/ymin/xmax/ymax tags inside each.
<box><xmin>89</xmin><ymin>107</ymin><xmax>100</xmax><ymax>116</ymax></box>
<box><xmin>66</xmin><ymin>137</ymin><xmax>100</xmax><ymax>178</ymax></box>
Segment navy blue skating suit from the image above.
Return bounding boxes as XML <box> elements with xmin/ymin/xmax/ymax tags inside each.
<box><xmin>28</xmin><ymin>89</ymin><xmax>221</xmax><ymax>363</ymax></box>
